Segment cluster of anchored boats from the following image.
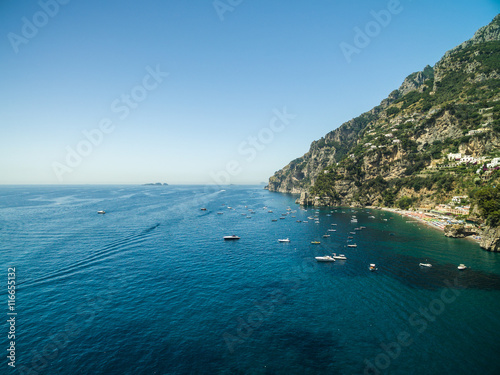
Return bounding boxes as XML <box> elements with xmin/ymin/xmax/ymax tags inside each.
<box><xmin>219</xmin><ymin>206</ymin><xmax>470</xmax><ymax>272</ymax></box>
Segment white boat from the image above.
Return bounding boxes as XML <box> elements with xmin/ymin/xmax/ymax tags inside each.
<box><xmin>278</xmin><ymin>238</ymin><xmax>290</xmax><ymax>243</ymax></box>
<box><xmin>351</xmin><ymin>219</ymin><xmax>358</xmax><ymax>223</ymax></box>
<box><xmin>332</xmin><ymin>253</ymin><xmax>347</xmax><ymax>260</ymax></box>
<box><xmin>223</xmin><ymin>235</ymin><xmax>240</xmax><ymax>240</ymax></box>
<box><xmin>97</xmin><ymin>210</ymin><xmax>106</xmax><ymax>214</ymax></box>
<box><xmin>331</xmin><ymin>224</ymin><xmax>337</xmax><ymax>226</ymax></box>
<box><xmin>458</xmin><ymin>264</ymin><xmax>467</xmax><ymax>270</ymax></box>
<box><xmin>369</xmin><ymin>264</ymin><xmax>377</xmax><ymax>271</ymax></box>
<box><xmin>328</xmin><ymin>229</ymin><xmax>336</xmax><ymax>232</ymax></box>
<box><xmin>322</xmin><ymin>235</ymin><xmax>330</xmax><ymax>238</ymax></box>
<box><xmin>419</xmin><ymin>263</ymin><xmax>432</xmax><ymax>267</ymax></box>
<box><xmin>347</xmin><ymin>244</ymin><xmax>357</xmax><ymax>248</ymax></box>
<box><xmin>315</xmin><ymin>256</ymin><xmax>335</xmax><ymax>262</ymax></box>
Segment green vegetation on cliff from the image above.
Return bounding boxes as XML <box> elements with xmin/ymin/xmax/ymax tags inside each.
<box><xmin>268</xmin><ymin>15</ymin><xmax>500</xmax><ymax>227</ymax></box>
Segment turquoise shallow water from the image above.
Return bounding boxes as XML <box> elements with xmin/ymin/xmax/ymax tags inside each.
<box><xmin>1</xmin><ymin>185</ymin><xmax>500</xmax><ymax>374</ymax></box>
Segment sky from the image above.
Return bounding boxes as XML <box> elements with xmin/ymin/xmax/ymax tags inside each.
<box><xmin>0</xmin><ymin>0</ymin><xmax>499</xmax><ymax>185</ymax></box>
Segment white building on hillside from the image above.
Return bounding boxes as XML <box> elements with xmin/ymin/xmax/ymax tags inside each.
<box><xmin>487</xmin><ymin>157</ymin><xmax>500</xmax><ymax>168</ymax></box>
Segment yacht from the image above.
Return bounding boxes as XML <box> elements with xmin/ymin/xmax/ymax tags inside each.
<box><xmin>278</xmin><ymin>238</ymin><xmax>290</xmax><ymax>243</ymax></box>
<box><xmin>332</xmin><ymin>253</ymin><xmax>347</xmax><ymax>260</ymax></box>
<box><xmin>347</xmin><ymin>244</ymin><xmax>357</xmax><ymax>248</ymax></box>
<box><xmin>458</xmin><ymin>264</ymin><xmax>467</xmax><ymax>270</ymax></box>
<box><xmin>315</xmin><ymin>256</ymin><xmax>335</xmax><ymax>262</ymax></box>
<box><xmin>419</xmin><ymin>263</ymin><xmax>432</xmax><ymax>268</ymax></box>
<box><xmin>223</xmin><ymin>235</ymin><xmax>240</xmax><ymax>240</ymax></box>
<box><xmin>328</xmin><ymin>229</ymin><xmax>337</xmax><ymax>232</ymax></box>
<box><xmin>97</xmin><ymin>210</ymin><xmax>106</xmax><ymax>214</ymax></box>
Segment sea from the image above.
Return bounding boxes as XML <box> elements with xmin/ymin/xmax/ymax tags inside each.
<box><xmin>1</xmin><ymin>185</ymin><xmax>500</xmax><ymax>375</ymax></box>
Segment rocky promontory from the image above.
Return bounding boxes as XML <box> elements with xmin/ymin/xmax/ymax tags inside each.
<box><xmin>480</xmin><ymin>226</ymin><xmax>500</xmax><ymax>251</ymax></box>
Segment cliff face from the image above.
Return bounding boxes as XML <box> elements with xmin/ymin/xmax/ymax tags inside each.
<box><xmin>268</xmin><ymin>15</ymin><xmax>500</xmax><ymax>212</ymax></box>
<box><xmin>480</xmin><ymin>226</ymin><xmax>500</xmax><ymax>251</ymax></box>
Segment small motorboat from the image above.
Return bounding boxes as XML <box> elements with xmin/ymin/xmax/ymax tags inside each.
<box><xmin>200</xmin><ymin>208</ymin><xmax>207</xmax><ymax>211</ymax></box>
<box><xmin>271</xmin><ymin>219</ymin><xmax>278</xmax><ymax>222</ymax></box>
<box><xmin>311</xmin><ymin>241</ymin><xmax>321</xmax><ymax>245</ymax></box>
<box><xmin>347</xmin><ymin>236</ymin><xmax>353</xmax><ymax>239</ymax></box>
<box><xmin>323</xmin><ymin>235</ymin><xmax>330</xmax><ymax>238</ymax></box>
<box><xmin>458</xmin><ymin>264</ymin><xmax>467</xmax><ymax>270</ymax></box>
<box><xmin>419</xmin><ymin>263</ymin><xmax>432</xmax><ymax>268</ymax></box>
<box><xmin>296</xmin><ymin>220</ymin><xmax>302</xmax><ymax>223</ymax></box>
<box><xmin>278</xmin><ymin>238</ymin><xmax>290</xmax><ymax>243</ymax></box>
<box><xmin>369</xmin><ymin>264</ymin><xmax>377</xmax><ymax>271</ymax></box>
<box><xmin>279</xmin><ymin>217</ymin><xmax>285</xmax><ymax>220</ymax></box>
<box><xmin>328</xmin><ymin>229</ymin><xmax>336</xmax><ymax>232</ymax></box>
<box><xmin>223</xmin><ymin>235</ymin><xmax>240</xmax><ymax>240</ymax></box>
<box><xmin>332</xmin><ymin>253</ymin><xmax>347</xmax><ymax>260</ymax></box>
<box><xmin>268</xmin><ymin>210</ymin><xmax>273</xmax><ymax>213</ymax></box>
<box><xmin>315</xmin><ymin>256</ymin><xmax>335</xmax><ymax>262</ymax></box>
<box><xmin>217</xmin><ymin>212</ymin><xmax>224</xmax><ymax>215</ymax></box>
<box><xmin>347</xmin><ymin>244</ymin><xmax>357</xmax><ymax>248</ymax></box>
<box><xmin>97</xmin><ymin>210</ymin><xmax>106</xmax><ymax>214</ymax></box>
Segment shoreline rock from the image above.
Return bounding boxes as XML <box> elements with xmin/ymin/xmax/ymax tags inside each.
<box><xmin>479</xmin><ymin>226</ymin><xmax>500</xmax><ymax>252</ymax></box>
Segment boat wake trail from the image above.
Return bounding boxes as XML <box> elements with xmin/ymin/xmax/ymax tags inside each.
<box><xmin>17</xmin><ymin>223</ymin><xmax>161</xmax><ymax>290</ymax></box>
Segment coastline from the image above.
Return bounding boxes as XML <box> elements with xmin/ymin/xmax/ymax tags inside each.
<box><xmin>376</xmin><ymin>206</ymin><xmax>482</xmax><ymax>243</ymax></box>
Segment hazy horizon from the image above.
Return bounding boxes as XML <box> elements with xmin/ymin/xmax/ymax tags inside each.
<box><xmin>1</xmin><ymin>0</ymin><xmax>499</xmax><ymax>185</ymax></box>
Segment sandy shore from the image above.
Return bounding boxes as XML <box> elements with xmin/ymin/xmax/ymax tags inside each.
<box><xmin>376</xmin><ymin>207</ymin><xmax>482</xmax><ymax>243</ymax></box>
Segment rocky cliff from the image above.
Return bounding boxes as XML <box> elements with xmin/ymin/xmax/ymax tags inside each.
<box><xmin>268</xmin><ymin>15</ymin><xmax>500</xmax><ymax>207</ymax></box>
<box><xmin>267</xmin><ymin>15</ymin><xmax>500</xmax><ymax>249</ymax></box>
<box><xmin>480</xmin><ymin>225</ymin><xmax>500</xmax><ymax>251</ymax></box>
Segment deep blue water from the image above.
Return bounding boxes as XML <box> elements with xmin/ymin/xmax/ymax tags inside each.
<box><xmin>1</xmin><ymin>185</ymin><xmax>500</xmax><ymax>375</ymax></box>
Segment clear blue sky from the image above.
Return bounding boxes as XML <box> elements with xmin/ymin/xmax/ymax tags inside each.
<box><xmin>0</xmin><ymin>0</ymin><xmax>498</xmax><ymax>185</ymax></box>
